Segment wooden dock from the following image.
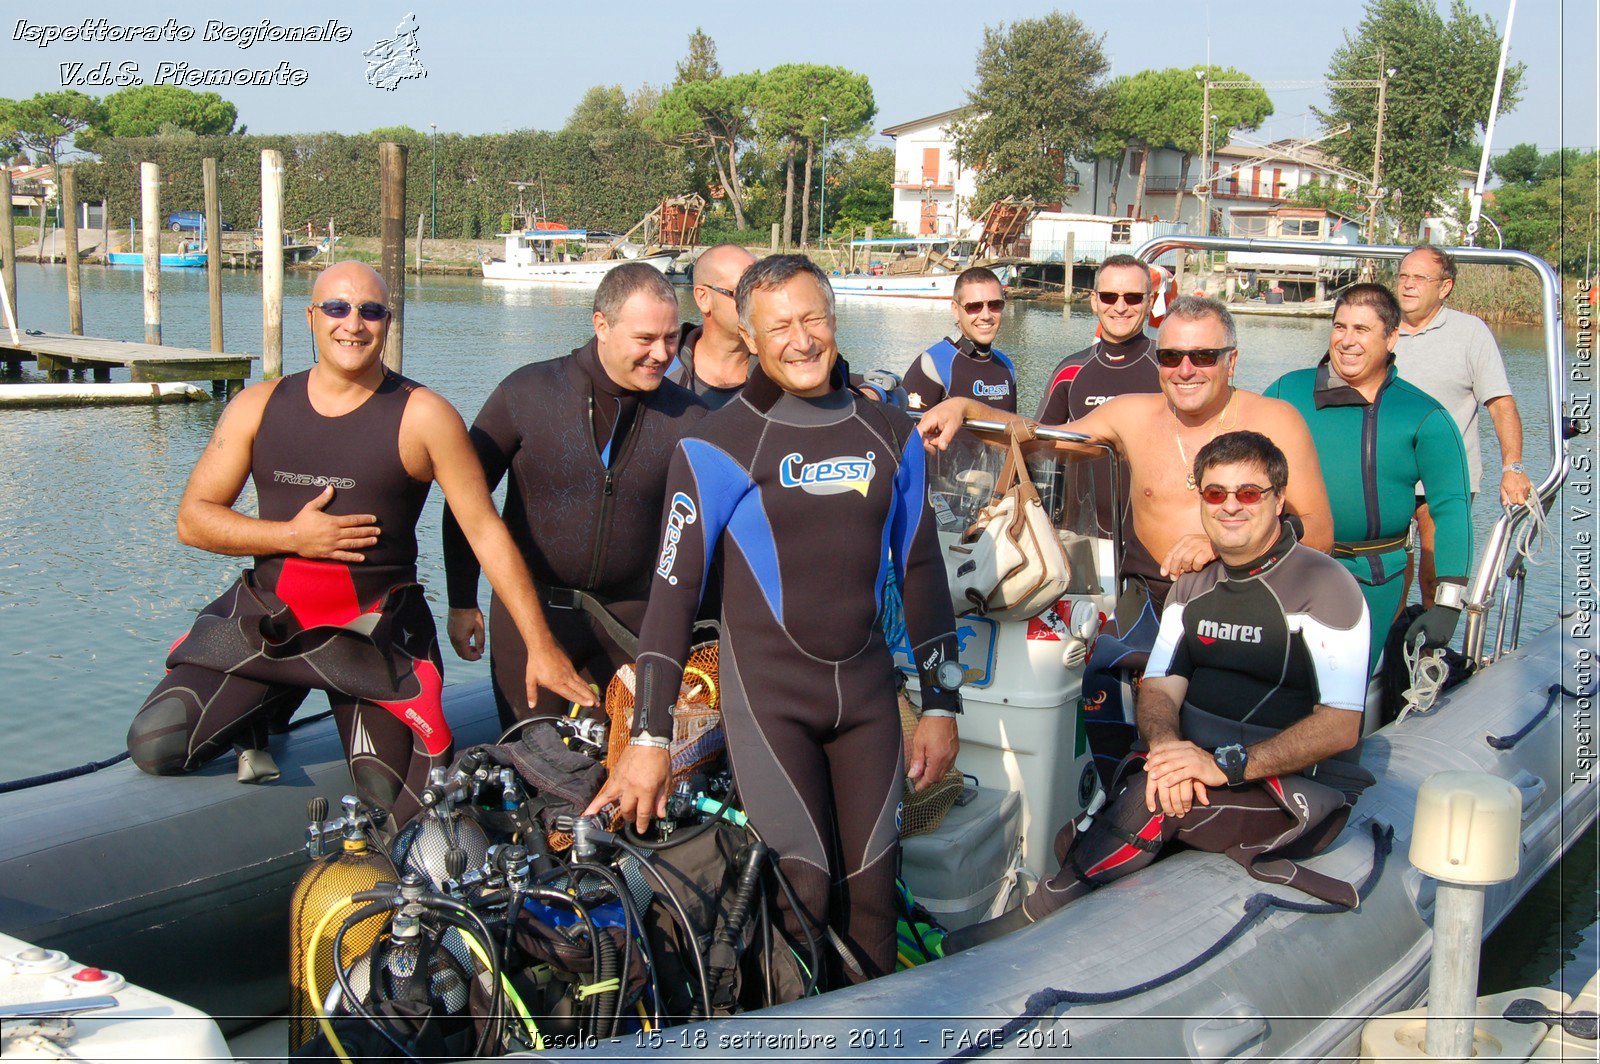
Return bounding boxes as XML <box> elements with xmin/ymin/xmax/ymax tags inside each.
<box><xmin>0</xmin><ymin>332</ymin><xmax>256</xmax><ymax>396</ymax></box>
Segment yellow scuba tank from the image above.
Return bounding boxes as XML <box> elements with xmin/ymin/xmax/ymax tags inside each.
<box><xmin>288</xmin><ymin>796</ymin><xmax>398</xmax><ymax>1051</ymax></box>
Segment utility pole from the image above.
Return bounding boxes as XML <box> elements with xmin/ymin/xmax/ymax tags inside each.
<box><xmin>1200</xmin><ymin>75</ymin><xmax>1212</xmax><ymax>237</ymax></box>
<box><xmin>1368</xmin><ymin>53</ymin><xmax>1389</xmax><ymax>246</ymax></box>
<box><xmin>818</xmin><ymin>117</ymin><xmax>829</xmax><ymax>248</ymax></box>
<box><xmin>429</xmin><ymin>123</ymin><xmax>438</xmax><ymax>240</ymax></box>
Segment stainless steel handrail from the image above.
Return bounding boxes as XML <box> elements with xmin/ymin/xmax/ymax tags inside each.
<box><xmin>1132</xmin><ymin>234</ymin><xmax>1571</xmax><ymax>666</ymax></box>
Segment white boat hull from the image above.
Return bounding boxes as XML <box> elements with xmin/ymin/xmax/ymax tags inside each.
<box><xmin>481</xmin><ymin>254</ymin><xmax>674</xmax><ymax>285</ymax></box>
<box><xmin>829</xmin><ymin>273</ymin><xmax>960</xmax><ymax>299</ymax></box>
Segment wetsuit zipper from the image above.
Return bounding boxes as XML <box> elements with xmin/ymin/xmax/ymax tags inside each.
<box><xmin>1361</xmin><ymin>386</ymin><xmax>1385</xmax><ymax>583</ymax></box>
<box><xmin>584</xmin><ymin>394</ymin><xmax>646</xmax><ymax>591</ymax></box>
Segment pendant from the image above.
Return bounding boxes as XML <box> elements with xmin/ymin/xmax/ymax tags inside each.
<box><xmin>1186</xmin><ymin>472</ymin><xmax>1197</xmax><ymax>491</ymax></box>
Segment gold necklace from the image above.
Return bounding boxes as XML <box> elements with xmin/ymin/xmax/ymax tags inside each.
<box><xmin>1173</xmin><ymin>389</ymin><xmax>1236</xmax><ymax>491</ymax></box>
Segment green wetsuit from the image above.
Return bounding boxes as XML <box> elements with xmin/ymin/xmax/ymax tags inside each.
<box><xmin>1264</xmin><ymin>359</ymin><xmax>1472</xmax><ymax>672</ymax></box>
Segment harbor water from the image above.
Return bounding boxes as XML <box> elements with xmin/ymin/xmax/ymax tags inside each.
<box><xmin>0</xmin><ymin>262</ymin><xmax>1591</xmax><ymax>998</ymax></box>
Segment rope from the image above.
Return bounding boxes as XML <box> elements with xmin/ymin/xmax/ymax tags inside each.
<box><xmin>1487</xmin><ymin>683</ymin><xmax>1593</xmax><ymax>751</ymax></box>
<box><xmin>1393</xmin><ymin>643</ymin><xmax>1451</xmax><ymax>725</ymax></box>
<box><xmin>1512</xmin><ymin>496</ymin><xmax>1551</xmax><ymax>567</ymax></box>
<box><xmin>936</xmin><ymin>821</ymin><xmax>1394</xmax><ymax>1064</ymax></box>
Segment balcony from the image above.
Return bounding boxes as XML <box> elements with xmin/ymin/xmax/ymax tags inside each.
<box><xmin>894</xmin><ymin>168</ymin><xmax>958</xmax><ymax>190</ymax></box>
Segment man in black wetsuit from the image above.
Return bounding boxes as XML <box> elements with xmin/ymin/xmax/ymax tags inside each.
<box><xmin>589</xmin><ymin>255</ymin><xmax>964</xmax><ymax>983</ymax></box>
<box><xmin>443</xmin><ymin>263</ymin><xmax>708</xmax><ymax>728</ymax></box>
<box><xmin>126</xmin><ymin>262</ymin><xmax>591</xmax><ymax>828</ymax></box>
<box><xmin>1035</xmin><ymin>253</ymin><xmax>1161</xmax><ymax>424</ymax></box>
<box><xmin>901</xmin><ymin>266</ymin><xmax>1017</xmax><ymax>413</ymax></box>
<box><xmin>666</xmin><ymin>244</ymin><xmax>757</xmax><ymax>410</ymax></box>
<box><xmin>949</xmin><ymin>431</ymin><xmax>1371</xmax><ymax>951</ymax></box>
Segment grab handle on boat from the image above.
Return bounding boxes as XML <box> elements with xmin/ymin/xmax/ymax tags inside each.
<box><xmin>1185</xmin><ymin>1004</ymin><xmax>1268</xmax><ymax>1062</ymax></box>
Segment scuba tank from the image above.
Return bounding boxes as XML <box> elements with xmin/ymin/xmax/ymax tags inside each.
<box><xmin>391</xmin><ymin>767</ymin><xmax>490</xmax><ymax>891</ymax></box>
<box><xmin>288</xmin><ymin>795</ymin><xmax>398</xmax><ymax>1052</ymax></box>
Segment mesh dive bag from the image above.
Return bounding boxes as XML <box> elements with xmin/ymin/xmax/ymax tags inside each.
<box><xmin>603</xmin><ymin>642</ymin><xmax>726</xmax><ymax>784</ymax></box>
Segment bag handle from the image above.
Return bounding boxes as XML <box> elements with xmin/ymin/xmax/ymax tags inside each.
<box><xmin>992</xmin><ymin>425</ymin><xmax>1043</xmax><ymax>507</ymax></box>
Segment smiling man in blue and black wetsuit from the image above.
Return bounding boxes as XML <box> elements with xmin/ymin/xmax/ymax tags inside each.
<box><xmin>901</xmin><ymin>266</ymin><xmax>1017</xmax><ymax>413</ymax></box>
<box><xmin>1264</xmin><ymin>284</ymin><xmax>1472</xmax><ymax>672</ymax></box>
<box><xmin>442</xmin><ymin>264</ymin><xmax>709</xmax><ymax>728</ymax></box>
<box><xmin>589</xmin><ymin>255</ymin><xmax>965</xmax><ymax>985</ymax></box>
<box><xmin>949</xmin><ymin>431</ymin><xmax>1371</xmax><ymax>951</ymax></box>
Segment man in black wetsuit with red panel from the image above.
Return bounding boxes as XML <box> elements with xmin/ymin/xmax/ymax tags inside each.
<box><xmin>590</xmin><ymin>256</ymin><xmax>964</xmax><ymax>984</ymax></box>
<box><xmin>443</xmin><ymin>264</ymin><xmax>709</xmax><ymax>728</ymax></box>
<box><xmin>127</xmin><ymin>262</ymin><xmax>593</xmax><ymax>828</ymax></box>
<box><xmin>1035</xmin><ymin>253</ymin><xmax>1162</xmax><ymax>425</ymax></box>
<box><xmin>949</xmin><ymin>431</ymin><xmax>1371</xmax><ymax>951</ymax></box>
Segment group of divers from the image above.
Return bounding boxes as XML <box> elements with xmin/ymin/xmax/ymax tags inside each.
<box><xmin>122</xmin><ymin>241</ymin><xmax>1532</xmax><ymax>989</ymax></box>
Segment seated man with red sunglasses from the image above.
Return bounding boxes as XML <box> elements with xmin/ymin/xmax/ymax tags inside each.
<box><xmin>946</xmin><ymin>430</ymin><xmax>1371</xmax><ymax>950</ymax></box>
<box><xmin>921</xmin><ymin>295</ymin><xmax>1333</xmax><ymax>612</ymax></box>
<box><xmin>126</xmin><ymin>262</ymin><xmax>592</xmax><ymax>829</ymax></box>
<box><xmin>901</xmin><ymin>266</ymin><xmax>1018</xmax><ymax>413</ymax></box>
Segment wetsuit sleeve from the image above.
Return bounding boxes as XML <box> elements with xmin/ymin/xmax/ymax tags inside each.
<box><xmin>901</xmin><ymin>350</ymin><xmax>947</xmax><ymax>411</ymax></box>
<box><xmin>631</xmin><ymin>439</ymin><xmax>744</xmax><ymax>738</ymax></box>
<box><xmin>892</xmin><ymin>428</ymin><xmax>963</xmax><ymax>713</ymax></box>
<box><xmin>443</xmin><ymin>385</ymin><xmax>519</xmax><ymax>610</ymax></box>
<box><xmin>1035</xmin><ymin>357</ymin><xmax>1075</xmax><ymax>423</ymax></box>
<box><xmin>1145</xmin><ymin>597</ymin><xmax>1192</xmax><ymax>680</ymax></box>
<box><xmin>1415</xmin><ymin>406</ymin><xmax>1474</xmax><ymax>582</ymax></box>
<box><xmin>1296</xmin><ymin>587</ymin><xmax>1370</xmax><ymax>713</ymax></box>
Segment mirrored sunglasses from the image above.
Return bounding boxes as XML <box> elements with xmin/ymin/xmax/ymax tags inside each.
<box><xmin>311</xmin><ymin>299</ymin><xmax>390</xmax><ymax>322</ymax></box>
<box><xmin>961</xmin><ymin>298</ymin><xmax>1006</xmax><ymax>314</ymax></box>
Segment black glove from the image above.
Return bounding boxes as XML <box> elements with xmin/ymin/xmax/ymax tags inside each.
<box><xmin>1405</xmin><ymin>604</ymin><xmax>1461</xmax><ymax>652</ymax></box>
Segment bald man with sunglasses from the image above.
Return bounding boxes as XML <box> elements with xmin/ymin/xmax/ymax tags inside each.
<box><xmin>127</xmin><ymin>262</ymin><xmax>589</xmax><ymax>828</ymax></box>
<box><xmin>921</xmin><ymin>295</ymin><xmax>1332</xmax><ymax>611</ymax></box>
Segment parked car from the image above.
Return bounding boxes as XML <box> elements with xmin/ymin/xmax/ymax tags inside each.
<box><xmin>166</xmin><ymin>211</ymin><xmax>234</xmax><ymax>232</ymax></box>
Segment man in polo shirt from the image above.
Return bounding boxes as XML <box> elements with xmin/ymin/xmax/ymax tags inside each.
<box><xmin>1394</xmin><ymin>245</ymin><xmax>1532</xmax><ymax>605</ymax></box>
<box><xmin>667</xmin><ymin>244</ymin><xmax>758</xmax><ymax>410</ymax></box>
<box><xmin>901</xmin><ymin>266</ymin><xmax>1017</xmax><ymax>413</ymax></box>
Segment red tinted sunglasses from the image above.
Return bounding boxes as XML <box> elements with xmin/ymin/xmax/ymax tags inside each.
<box><xmin>1199</xmin><ymin>484</ymin><xmax>1275</xmax><ymax>505</ymax></box>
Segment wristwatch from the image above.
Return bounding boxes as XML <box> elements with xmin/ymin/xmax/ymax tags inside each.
<box><xmin>1213</xmin><ymin>744</ymin><xmax>1249</xmax><ymax>787</ymax></box>
<box><xmin>1502</xmin><ymin>461</ymin><xmax>1525</xmax><ymax>475</ymax></box>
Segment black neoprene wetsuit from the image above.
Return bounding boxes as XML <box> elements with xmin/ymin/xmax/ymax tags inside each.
<box><xmin>1026</xmin><ymin>525</ymin><xmax>1371</xmax><ymax>917</ymax></box>
<box><xmin>666</xmin><ymin>323</ymin><xmax>749</xmax><ymax>411</ymax></box>
<box><xmin>902</xmin><ymin>336</ymin><xmax>1018</xmax><ymax>413</ymax></box>
<box><xmin>442</xmin><ymin>341</ymin><xmax>709</xmax><ymax>725</ymax></box>
<box><xmin>632</xmin><ymin>361</ymin><xmax>962</xmax><ymax>981</ymax></box>
<box><xmin>128</xmin><ymin>370</ymin><xmax>448</xmax><ymax>827</ymax></box>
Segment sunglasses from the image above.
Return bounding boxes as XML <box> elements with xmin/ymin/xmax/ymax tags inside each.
<box><xmin>1095</xmin><ymin>291</ymin><xmax>1147</xmax><ymax>307</ymax></box>
<box><xmin>960</xmin><ymin>298</ymin><xmax>1006</xmax><ymax>314</ymax></box>
<box><xmin>1156</xmin><ymin>346</ymin><xmax>1234</xmax><ymax>368</ymax></box>
<box><xmin>1199</xmin><ymin>484</ymin><xmax>1276</xmax><ymax>505</ymax></box>
<box><xmin>311</xmin><ymin>299</ymin><xmax>390</xmax><ymax>322</ymax></box>
<box><xmin>702</xmin><ymin>284</ymin><xmax>736</xmax><ymax>299</ymax></box>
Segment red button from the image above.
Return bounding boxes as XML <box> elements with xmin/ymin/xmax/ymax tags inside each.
<box><xmin>72</xmin><ymin>968</ymin><xmax>105</xmax><ymax>981</ymax></box>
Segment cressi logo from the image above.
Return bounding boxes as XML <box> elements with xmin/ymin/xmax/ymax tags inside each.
<box><xmin>1083</xmin><ymin>394</ymin><xmax>1112</xmax><ymax>407</ymax></box>
<box><xmin>972</xmin><ymin>381</ymin><xmax>1011</xmax><ymax>399</ymax></box>
<box><xmin>1196</xmin><ymin>618</ymin><xmax>1264</xmax><ymax>645</ymax></box>
<box><xmin>655</xmin><ymin>492</ymin><xmax>697</xmax><ymax>584</ymax></box>
<box><xmin>779</xmin><ymin>451</ymin><xmax>876</xmax><ymax>497</ymax></box>
<box><xmin>273</xmin><ymin>470</ymin><xmax>356</xmax><ymax>490</ymax></box>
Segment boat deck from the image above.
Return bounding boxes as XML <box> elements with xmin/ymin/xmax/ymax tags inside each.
<box><xmin>0</xmin><ymin>331</ymin><xmax>257</xmax><ymax>396</ymax></box>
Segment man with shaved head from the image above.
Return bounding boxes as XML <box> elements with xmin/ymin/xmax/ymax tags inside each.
<box><xmin>668</xmin><ymin>243</ymin><xmax>759</xmax><ymax>409</ymax></box>
<box><xmin>128</xmin><ymin>262</ymin><xmax>586</xmax><ymax>828</ymax></box>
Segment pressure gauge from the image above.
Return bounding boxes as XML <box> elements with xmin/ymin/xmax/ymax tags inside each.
<box><xmin>936</xmin><ymin>660</ymin><xmax>966</xmax><ymax>691</ymax></box>
<box><xmin>1068</xmin><ymin>600</ymin><xmax>1099</xmax><ymax>642</ymax></box>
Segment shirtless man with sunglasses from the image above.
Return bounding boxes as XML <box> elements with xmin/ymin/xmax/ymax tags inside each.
<box><xmin>921</xmin><ymin>295</ymin><xmax>1332</xmax><ymax>610</ymax></box>
<box><xmin>127</xmin><ymin>261</ymin><xmax>589</xmax><ymax>828</ymax></box>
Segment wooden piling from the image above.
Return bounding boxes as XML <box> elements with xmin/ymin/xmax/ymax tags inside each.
<box><xmin>140</xmin><ymin>162</ymin><xmax>161</xmax><ymax>345</ymax></box>
<box><xmin>61</xmin><ymin>168</ymin><xmax>82</xmax><ymax>336</ymax></box>
<box><xmin>769</xmin><ymin>223</ymin><xmax>779</xmax><ymax>254</ymax></box>
<box><xmin>261</xmin><ymin>149</ymin><xmax>285</xmax><ymax>379</ymax></box>
<box><xmin>203</xmin><ymin>158</ymin><xmax>224</xmax><ymax>354</ymax></box>
<box><xmin>99</xmin><ymin>200</ymin><xmax>108</xmax><ymax>265</ymax></box>
<box><xmin>378</xmin><ymin>142</ymin><xmax>407</xmax><ymax>372</ymax></box>
<box><xmin>415</xmin><ymin>212</ymin><xmax>424</xmax><ymax>277</ymax></box>
<box><xmin>1</xmin><ymin>169</ymin><xmax>16</xmax><ymax>325</ymax></box>
<box><xmin>847</xmin><ymin>228</ymin><xmax>856</xmax><ymax>273</ymax></box>
<box><xmin>1062</xmin><ymin>233</ymin><xmax>1076</xmax><ymax>320</ymax></box>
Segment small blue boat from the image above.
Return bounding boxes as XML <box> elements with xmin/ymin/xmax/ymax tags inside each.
<box><xmin>105</xmin><ymin>250</ymin><xmax>208</xmax><ymax>269</ymax></box>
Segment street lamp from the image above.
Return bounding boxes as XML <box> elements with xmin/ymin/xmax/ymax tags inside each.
<box><xmin>818</xmin><ymin>116</ymin><xmax>829</xmax><ymax>246</ymax></box>
<box><xmin>429</xmin><ymin>122</ymin><xmax>438</xmax><ymax>240</ymax></box>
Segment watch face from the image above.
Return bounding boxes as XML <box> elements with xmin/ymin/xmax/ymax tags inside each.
<box><xmin>937</xmin><ymin>661</ymin><xmax>966</xmax><ymax>691</ymax></box>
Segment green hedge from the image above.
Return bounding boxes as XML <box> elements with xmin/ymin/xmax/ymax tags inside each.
<box><xmin>71</xmin><ymin>129</ymin><xmax>686</xmax><ymax>238</ymax></box>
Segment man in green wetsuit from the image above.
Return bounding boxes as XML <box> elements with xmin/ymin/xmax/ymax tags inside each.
<box><xmin>1264</xmin><ymin>284</ymin><xmax>1471</xmax><ymax>673</ymax></box>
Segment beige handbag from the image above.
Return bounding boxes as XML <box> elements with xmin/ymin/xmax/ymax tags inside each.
<box><xmin>946</xmin><ymin>429</ymin><xmax>1071</xmax><ymax>621</ymax></box>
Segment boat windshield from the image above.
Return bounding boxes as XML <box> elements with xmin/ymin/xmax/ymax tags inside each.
<box><xmin>923</xmin><ymin>431</ymin><xmax>1115</xmax><ymax>542</ymax></box>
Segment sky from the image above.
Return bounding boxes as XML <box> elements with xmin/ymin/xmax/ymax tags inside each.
<box><xmin>1</xmin><ymin>0</ymin><xmax>1595</xmax><ymax>160</ymax></box>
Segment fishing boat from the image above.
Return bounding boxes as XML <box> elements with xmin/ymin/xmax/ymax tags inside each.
<box><xmin>0</xmin><ymin>236</ymin><xmax>1588</xmax><ymax>1062</ymax></box>
<box><xmin>104</xmin><ymin>249</ymin><xmax>208</xmax><ymax>269</ymax></box>
<box><xmin>480</xmin><ymin>228</ymin><xmax>673</xmax><ymax>285</ymax></box>
<box><xmin>830</xmin><ymin>198</ymin><xmax>1034</xmax><ymax>300</ymax></box>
